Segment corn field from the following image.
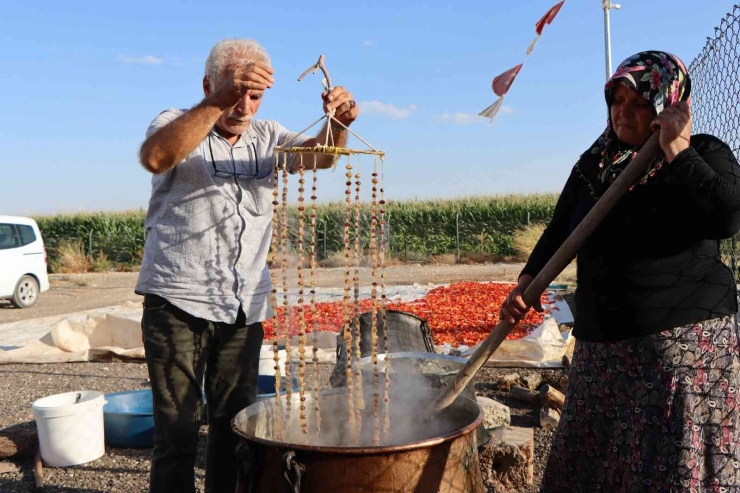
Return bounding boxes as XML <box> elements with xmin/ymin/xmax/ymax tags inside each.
<box><xmin>33</xmin><ymin>195</ymin><xmax>559</xmax><ymax>271</ymax></box>
<box><xmin>35</xmin><ymin>211</ymin><xmax>148</xmax><ymax>269</ymax></box>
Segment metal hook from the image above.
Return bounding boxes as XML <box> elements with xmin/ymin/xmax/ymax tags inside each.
<box><xmin>282</xmin><ymin>451</ymin><xmax>305</xmax><ymax>493</ymax></box>
<box><xmin>298</xmin><ymin>55</ymin><xmax>333</xmax><ymax>92</ymax></box>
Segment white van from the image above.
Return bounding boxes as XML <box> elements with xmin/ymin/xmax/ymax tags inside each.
<box><xmin>0</xmin><ymin>216</ymin><xmax>50</xmax><ymax>308</ymax></box>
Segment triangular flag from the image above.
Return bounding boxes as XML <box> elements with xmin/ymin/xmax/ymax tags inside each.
<box><xmin>478</xmin><ymin>98</ymin><xmax>505</xmax><ymax>124</ymax></box>
<box><xmin>492</xmin><ymin>64</ymin><xmax>523</xmax><ymax>97</ymax></box>
<box><xmin>535</xmin><ymin>0</ymin><xmax>565</xmax><ymax>35</ymax></box>
<box><xmin>526</xmin><ymin>35</ymin><xmax>541</xmax><ymax>55</ymax></box>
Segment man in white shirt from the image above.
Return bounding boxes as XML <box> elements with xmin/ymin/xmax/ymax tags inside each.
<box><xmin>136</xmin><ymin>38</ymin><xmax>359</xmax><ymax>493</ymax></box>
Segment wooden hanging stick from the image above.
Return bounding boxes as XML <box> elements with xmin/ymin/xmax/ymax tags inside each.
<box><xmin>298</xmin><ymin>55</ymin><xmax>333</xmax><ymax>91</ymax></box>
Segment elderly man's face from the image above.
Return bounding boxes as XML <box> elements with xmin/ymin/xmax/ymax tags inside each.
<box><xmin>215</xmin><ymin>90</ymin><xmax>263</xmax><ymax>135</ymax></box>
<box><xmin>203</xmin><ymin>70</ymin><xmax>265</xmax><ymax>137</ymax></box>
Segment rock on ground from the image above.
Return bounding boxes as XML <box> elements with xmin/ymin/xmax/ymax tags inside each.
<box><xmin>520</xmin><ymin>372</ymin><xmax>543</xmax><ymax>391</ymax></box>
<box><xmin>539</xmin><ymin>406</ymin><xmax>560</xmax><ymax>431</ymax></box>
<box><xmin>480</xmin><ymin>426</ymin><xmax>534</xmax><ymax>492</ymax></box>
<box><xmin>476</xmin><ymin>396</ymin><xmax>511</xmax><ymax>430</ymax></box>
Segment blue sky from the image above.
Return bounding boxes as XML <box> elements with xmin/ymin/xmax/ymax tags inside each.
<box><xmin>0</xmin><ymin>0</ymin><xmax>733</xmax><ymax>215</ymax></box>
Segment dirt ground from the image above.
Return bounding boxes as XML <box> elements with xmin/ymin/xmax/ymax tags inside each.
<box><xmin>0</xmin><ymin>263</ymin><xmax>577</xmax><ymax>325</ymax></box>
<box><xmin>0</xmin><ymin>263</ymin><xmax>577</xmax><ymax>492</ymax></box>
<box><xmin>0</xmin><ymin>362</ymin><xmax>563</xmax><ymax>493</ymax></box>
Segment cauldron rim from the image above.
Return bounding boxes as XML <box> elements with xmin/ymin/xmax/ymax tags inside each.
<box><xmin>358</xmin><ymin>351</ymin><xmax>468</xmax><ymax>366</ymax></box>
<box><xmin>231</xmin><ymin>388</ymin><xmax>483</xmax><ymax>455</ymax></box>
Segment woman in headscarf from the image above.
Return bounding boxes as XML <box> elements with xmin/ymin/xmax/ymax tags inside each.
<box><xmin>501</xmin><ymin>50</ymin><xmax>740</xmax><ymax>491</ymax></box>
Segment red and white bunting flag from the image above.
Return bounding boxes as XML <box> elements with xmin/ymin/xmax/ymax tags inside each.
<box><xmin>480</xmin><ymin>1</ymin><xmax>566</xmax><ymax>124</ymax></box>
<box><xmin>535</xmin><ymin>0</ymin><xmax>565</xmax><ymax>35</ymax></box>
<box><xmin>478</xmin><ymin>97</ymin><xmax>505</xmax><ymax>124</ymax></box>
<box><xmin>528</xmin><ymin>0</ymin><xmax>566</xmax><ymax>54</ymax></box>
<box><xmin>492</xmin><ymin>64</ymin><xmax>523</xmax><ymax>97</ymax></box>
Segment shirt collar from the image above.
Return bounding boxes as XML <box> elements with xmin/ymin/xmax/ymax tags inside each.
<box><xmin>210</xmin><ymin>123</ymin><xmax>255</xmax><ymax>149</ymax></box>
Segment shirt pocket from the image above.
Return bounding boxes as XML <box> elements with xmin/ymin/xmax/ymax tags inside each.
<box><xmin>243</xmin><ymin>172</ymin><xmax>275</xmax><ymax>216</ymax></box>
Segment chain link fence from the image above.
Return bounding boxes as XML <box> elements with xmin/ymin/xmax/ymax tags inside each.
<box><xmin>278</xmin><ymin>213</ymin><xmax>535</xmax><ymax>265</ymax></box>
<box><xmin>40</xmin><ymin>209</ymin><xmax>540</xmax><ymax>271</ymax></box>
<box><xmin>383</xmin><ymin>220</ymin><xmax>520</xmax><ymax>264</ymax></box>
<box><xmin>688</xmin><ymin>5</ymin><xmax>740</xmax><ymax>277</ymax></box>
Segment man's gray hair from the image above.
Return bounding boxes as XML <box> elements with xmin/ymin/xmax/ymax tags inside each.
<box><xmin>205</xmin><ymin>38</ymin><xmax>271</xmax><ymax>90</ymax></box>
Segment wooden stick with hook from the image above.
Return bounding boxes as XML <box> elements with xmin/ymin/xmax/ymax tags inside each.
<box><xmin>298</xmin><ymin>55</ymin><xmax>333</xmax><ymax>91</ymax></box>
<box><xmin>297</xmin><ymin>54</ymin><xmax>342</xmax><ymax>152</ymax></box>
<box><xmin>425</xmin><ymin>131</ymin><xmax>663</xmax><ymax>420</ymax></box>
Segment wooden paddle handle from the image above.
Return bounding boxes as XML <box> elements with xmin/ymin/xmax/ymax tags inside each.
<box><xmin>428</xmin><ymin>131</ymin><xmax>662</xmax><ymax>417</ymax></box>
<box><xmin>34</xmin><ymin>443</ymin><xmax>44</xmax><ymax>489</ymax></box>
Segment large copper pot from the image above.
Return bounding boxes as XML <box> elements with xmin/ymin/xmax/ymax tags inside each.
<box><xmin>232</xmin><ymin>388</ymin><xmax>484</xmax><ymax>493</ymax></box>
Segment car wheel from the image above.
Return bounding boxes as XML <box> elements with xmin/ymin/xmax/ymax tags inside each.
<box><xmin>11</xmin><ymin>275</ymin><xmax>39</xmax><ymax>308</ymax></box>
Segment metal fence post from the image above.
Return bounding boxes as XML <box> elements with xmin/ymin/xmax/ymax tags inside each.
<box><xmin>88</xmin><ymin>229</ymin><xmax>94</xmax><ymax>258</ymax></box>
<box><xmin>323</xmin><ymin>221</ymin><xmax>327</xmax><ymax>260</ymax></box>
<box><xmin>456</xmin><ymin>213</ymin><xmax>461</xmax><ymax>262</ymax></box>
<box><xmin>385</xmin><ymin>212</ymin><xmax>391</xmax><ymax>259</ymax></box>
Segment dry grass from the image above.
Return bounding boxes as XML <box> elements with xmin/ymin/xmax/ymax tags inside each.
<box><xmin>315</xmin><ymin>252</ymin><xmax>342</xmax><ymax>269</ymax></box>
<box><xmin>91</xmin><ymin>251</ymin><xmax>112</xmax><ymax>272</ymax></box>
<box><xmin>511</xmin><ymin>223</ymin><xmax>547</xmax><ymax>261</ymax></box>
<box><xmin>49</xmin><ymin>241</ymin><xmax>141</xmax><ymax>274</ymax></box>
<box><xmin>132</xmin><ymin>247</ymin><xmax>145</xmax><ymax>265</ymax></box>
<box><xmin>52</xmin><ymin>240</ymin><xmax>92</xmax><ymax>273</ymax></box>
<box><xmin>511</xmin><ymin>223</ymin><xmax>578</xmax><ymax>282</ymax></box>
<box><xmin>428</xmin><ymin>254</ymin><xmax>457</xmax><ymax>265</ymax></box>
<box><xmin>317</xmin><ymin>251</ymin><xmax>378</xmax><ymax>268</ymax></box>
<box><xmin>457</xmin><ymin>252</ymin><xmax>498</xmax><ymax>265</ymax></box>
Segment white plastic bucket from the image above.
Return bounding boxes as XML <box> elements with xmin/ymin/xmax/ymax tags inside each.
<box><xmin>32</xmin><ymin>391</ymin><xmax>107</xmax><ymax>467</ymax></box>
<box><xmin>259</xmin><ymin>346</ymin><xmax>287</xmax><ymax>376</ymax></box>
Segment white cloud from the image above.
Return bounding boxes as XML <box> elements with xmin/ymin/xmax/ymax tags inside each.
<box><xmin>362</xmin><ymin>40</ymin><xmax>374</xmax><ymax>47</ymax></box>
<box><xmin>359</xmin><ymin>101</ymin><xmax>417</xmax><ymax>120</ymax></box>
<box><xmin>117</xmin><ymin>55</ymin><xmax>163</xmax><ymax>65</ymax></box>
<box><xmin>441</xmin><ymin>107</ymin><xmax>513</xmax><ymax>124</ymax></box>
<box><xmin>441</xmin><ymin>112</ymin><xmax>484</xmax><ymax>125</ymax></box>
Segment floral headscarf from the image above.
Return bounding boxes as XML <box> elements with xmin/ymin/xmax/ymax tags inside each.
<box><xmin>577</xmin><ymin>51</ymin><xmax>692</xmax><ymax>198</ymax></box>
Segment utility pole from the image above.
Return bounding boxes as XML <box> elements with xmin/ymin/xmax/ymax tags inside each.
<box><xmin>602</xmin><ymin>0</ymin><xmax>621</xmax><ymax>80</ymax></box>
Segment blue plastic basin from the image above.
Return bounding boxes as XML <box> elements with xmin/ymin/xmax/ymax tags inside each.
<box><xmin>103</xmin><ymin>377</ymin><xmax>299</xmax><ymax>448</ymax></box>
<box><xmin>257</xmin><ymin>375</ymin><xmax>299</xmax><ymax>400</ymax></box>
<box><xmin>103</xmin><ymin>390</ymin><xmax>154</xmax><ymax>448</ymax></box>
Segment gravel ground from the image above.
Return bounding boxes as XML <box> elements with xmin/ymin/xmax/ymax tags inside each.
<box><xmin>0</xmin><ymin>361</ymin><xmax>568</xmax><ymax>492</ymax></box>
<box><xmin>0</xmin><ymin>361</ymin><xmax>159</xmax><ymax>493</ymax></box>
<box><xmin>0</xmin><ymin>290</ymin><xmax>577</xmax><ymax>492</ymax></box>
<box><xmin>475</xmin><ymin>368</ymin><xmax>568</xmax><ymax>493</ymax></box>
<box><xmin>0</xmin><ymin>362</ymin><xmax>336</xmax><ymax>493</ymax></box>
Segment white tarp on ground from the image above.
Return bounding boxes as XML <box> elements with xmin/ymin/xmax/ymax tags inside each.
<box><xmin>460</xmin><ymin>315</ymin><xmax>576</xmax><ymax>368</ymax></box>
<box><xmin>0</xmin><ymin>285</ymin><xmax>574</xmax><ymax>367</ymax></box>
<box><xmin>0</xmin><ymin>305</ymin><xmax>145</xmax><ymax>364</ymax></box>
<box><xmin>0</xmin><ymin>285</ymin><xmax>433</xmax><ymax>365</ymax></box>
<box><xmin>455</xmin><ymin>292</ymin><xmax>577</xmax><ymax>368</ymax></box>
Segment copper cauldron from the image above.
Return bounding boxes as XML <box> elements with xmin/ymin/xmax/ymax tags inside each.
<box><xmin>232</xmin><ymin>387</ymin><xmax>484</xmax><ymax>493</ymax></box>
